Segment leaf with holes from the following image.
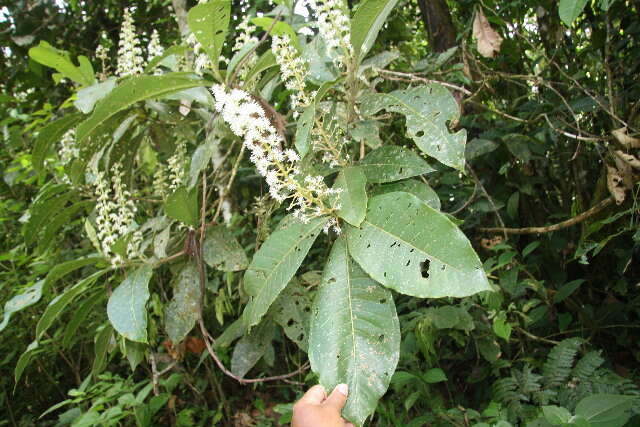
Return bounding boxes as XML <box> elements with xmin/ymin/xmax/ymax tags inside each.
<box><xmin>272</xmin><ymin>279</ymin><xmax>313</xmax><ymax>351</ymax></box>
<box><xmin>231</xmin><ymin>320</ymin><xmax>275</xmax><ymax>378</ymax></box>
<box><xmin>107</xmin><ymin>265</ymin><xmax>153</xmax><ymax>343</ymax></box>
<box><xmin>242</xmin><ymin>215</ymin><xmax>328</xmax><ymax>329</ymax></box>
<box><xmin>203</xmin><ymin>226</ymin><xmax>248</xmax><ymax>271</ymax></box>
<box><xmin>187</xmin><ymin>0</ymin><xmax>231</xmax><ymax>72</ymax></box>
<box><xmin>346</xmin><ymin>192</ymin><xmax>490</xmax><ymax>298</ymax></box>
<box><xmin>360</xmin><ymin>85</ymin><xmax>467</xmax><ymax>171</ymax></box>
<box><xmin>359</xmin><ymin>146</ymin><xmax>434</xmax><ymax>184</ymax></box>
<box><xmin>309</xmin><ymin>237</ymin><xmax>400</xmax><ymax>427</ymax></box>
<box><xmin>164</xmin><ymin>263</ymin><xmax>201</xmax><ymax>343</ymax></box>
<box><xmin>334</xmin><ymin>167</ymin><xmax>368</xmax><ymax>227</ymax></box>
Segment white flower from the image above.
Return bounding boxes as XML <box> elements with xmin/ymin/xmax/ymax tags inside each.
<box><xmin>116</xmin><ymin>7</ymin><xmax>145</xmax><ymax>77</ymax></box>
<box><xmin>58</xmin><ymin>129</ymin><xmax>79</xmax><ymax>164</ymax></box>
<box><xmin>308</xmin><ymin>0</ymin><xmax>353</xmax><ymax>66</ymax></box>
<box><xmin>147</xmin><ymin>29</ymin><xmax>164</xmax><ymax>61</ymax></box>
<box><xmin>271</xmin><ymin>35</ymin><xmax>312</xmax><ymax>111</ymax></box>
<box><xmin>167</xmin><ymin>142</ymin><xmax>187</xmax><ymax>190</ymax></box>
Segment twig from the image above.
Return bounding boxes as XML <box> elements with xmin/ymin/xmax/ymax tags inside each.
<box><xmin>544</xmin><ymin>323</ymin><xmax>640</xmax><ymax>340</ymax></box>
<box><xmin>212</xmin><ymin>145</ymin><xmax>246</xmax><ymax>223</ymax></box>
<box><xmin>378</xmin><ymin>69</ymin><xmax>472</xmax><ymax>95</ymax></box>
<box><xmin>153</xmin><ymin>250</ymin><xmax>186</xmax><ymax>267</ymax></box>
<box><xmin>448</xmin><ymin>181</ymin><xmax>479</xmax><ymax>215</ymax></box>
<box><xmin>478</xmin><ymin>197</ymin><xmax>614</xmax><ymax>235</ymax></box>
<box><xmin>467</xmin><ymin>165</ymin><xmax>508</xmax><ymax>240</ymax></box>
<box><xmin>515</xmin><ymin>327</ymin><xmax>560</xmax><ymax>345</ymax></box>
<box><xmin>543</xmin><ymin>114</ymin><xmax>605</xmax><ymax>143</ymax></box>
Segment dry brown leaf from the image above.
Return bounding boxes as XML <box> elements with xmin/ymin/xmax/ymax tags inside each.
<box><xmin>614</xmin><ymin>150</ymin><xmax>640</xmax><ymax>170</ymax></box>
<box><xmin>473</xmin><ymin>9</ymin><xmax>503</xmax><ymax>58</ymax></box>
<box><xmin>607</xmin><ymin>165</ymin><xmax>627</xmax><ymax>205</ymax></box>
<box><xmin>612</xmin><ymin>127</ymin><xmax>640</xmax><ymax>148</ymax></box>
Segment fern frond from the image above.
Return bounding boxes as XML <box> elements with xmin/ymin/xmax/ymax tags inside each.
<box><xmin>572</xmin><ymin>350</ymin><xmax>604</xmax><ymax>380</ymax></box>
<box><xmin>542</xmin><ymin>338</ymin><xmax>583</xmax><ymax>388</ymax></box>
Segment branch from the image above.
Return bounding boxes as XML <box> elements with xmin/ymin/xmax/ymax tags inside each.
<box><xmin>478</xmin><ymin>197</ymin><xmax>614</xmax><ymax>235</ymax></box>
<box><xmin>378</xmin><ymin>69</ymin><xmax>472</xmax><ymax>95</ymax></box>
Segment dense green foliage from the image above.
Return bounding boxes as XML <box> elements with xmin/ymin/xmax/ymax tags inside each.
<box><xmin>1</xmin><ymin>0</ymin><xmax>639</xmax><ymax>426</ymax></box>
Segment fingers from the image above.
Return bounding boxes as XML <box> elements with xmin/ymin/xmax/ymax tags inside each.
<box><xmin>298</xmin><ymin>384</ymin><xmax>326</xmax><ymax>405</ymax></box>
<box><xmin>323</xmin><ymin>383</ymin><xmax>349</xmax><ymax>411</ymax></box>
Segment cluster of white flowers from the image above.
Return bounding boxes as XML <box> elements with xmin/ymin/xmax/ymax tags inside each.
<box><xmin>167</xmin><ymin>142</ymin><xmax>187</xmax><ymax>190</ymax></box>
<box><xmin>95</xmin><ymin>42</ymin><xmax>109</xmax><ymax>79</ymax></box>
<box><xmin>211</xmin><ymin>84</ymin><xmax>342</xmax><ymax>226</ymax></box>
<box><xmin>233</xmin><ymin>16</ymin><xmax>259</xmax><ymax>52</ymax></box>
<box><xmin>153</xmin><ymin>165</ymin><xmax>169</xmax><ymax>199</ymax></box>
<box><xmin>148</xmin><ymin>29</ymin><xmax>164</xmax><ymax>61</ymax></box>
<box><xmin>186</xmin><ymin>32</ymin><xmax>212</xmax><ymax>75</ymax></box>
<box><xmin>313</xmin><ymin>122</ymin><xmax>350</xmax><ymax>168</ymax></box>
<box><xmin>94</xmin><ymin>163</ymin><xmax>140</xmax><ymax>265</ymax></box>
<box><xmin>309</xmin><ymin>0</ymin><xmax>352</xmax><ymax>65</ymax></box>
<box><xmin>271</xmin><ymin>35</ymin><xmax>314</xmax><ymax>116</ymax></box>
<box><xmin>116</xmin><ymin>7</ymin><xmax>145</xmax><ymax>77</ymax></box>
<box><xmin>58</xmin><ymin>129</ymin><xmax>79</xmax><ymax>165</ymax></box>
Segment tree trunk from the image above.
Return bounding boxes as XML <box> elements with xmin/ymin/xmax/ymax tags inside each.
<box><xmin>417</xmin><ymin>0</ymin><xmax>457</xmax><ymax>52</ymax></box>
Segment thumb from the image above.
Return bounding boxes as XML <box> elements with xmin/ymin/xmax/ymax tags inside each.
<box><xmin>323</xmin><ymin>383</ymin><xmax>349</xmax><ymax>411</ymax></box>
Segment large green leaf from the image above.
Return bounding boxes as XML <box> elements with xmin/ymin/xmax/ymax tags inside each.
<box><xmin>272</xmin><ymin>279</ymin><xmax>313</xmax><ymax>351</ymax></box>
<box><xmin>350</xmin><ymin>0</ymin><xmax>400</xmax><ymax>62</ymax></box>
<box><xmin>242</xmin><ymin>215</ymin><xmax>328</xmax><ymax>329</ymax></box>
<box><xmin>203</xmin><ymin>226</ymin><xmax>248</xmax><ymax>271</ymax></box>
<box><xmin>575</xmin><ymin>394</ymin><xmax>636</xmax><ymax>427</ymax></box>
<box><xmin>28</xmin><ymin>41</ymin><xmax>95</xmax><ymax>86</ymax></box>
<box><xmin>231</xmin><ymin>320</ymin><xmax>275</xmax><ymax>378</ymax></box>
<box><xmin>295</xmin><ymin>104</ymin><xmax>315</xmax><ymax>157</ymax></box>
<box><xmin>165</xmin><ymin>186</ymin><xmax>199</xmax><ymax>227</ymax></box>
<box><xmin>32</xmin><ymin>113</ymin><xmax>83</xmax><ymax>172</ymax></box>
<box><xmin>559</xmin><ymin>0</ymin><xmax>589</xmax><ymax>26</ymax></box>
<box><xmin>187</xmin><ymin>0</ymin><xmax>231</xmax><ymax>72</ymax></box>
<box><xmin>74</xmin><ymin>78</ymin><xmax>116</xmax><ymax>114</ymax></box>
<box><xmin>107</xmin><ymin>265</ymin><xmax>153</xmax><ymax>343</ymax></box>
<box><xmin>164</xmin><ymin>263</ymin><xmax>201</xmax><ymax>343</ymax></box>
<box><xmin>360</xmin><ymin>85</ymin><xmax>467</xmax><ymax>171</ymax></box>
<box><xmin>62</xmin><ymin>292</ymin><xmax>103</xmax><ymax>349</ymax></box>
<box><xmin>14</xmin><ymin>341</ymin><xmax>40</xmax><ymax>385</ymax></box>
<box><xmin>309</xmin><ymin>237</ymin><xmax>400</xmax><ymax>426</ymax></box>
<box><xmin>346</xmin><ymin>192</ymin><xmax>490</xmax><ymax>297</ymax></box>
<box><xmin>36</xmin><ymin>269</ymin><xmax>109</xmax><ymax>339</ymax></box>
<box><xmin>0</xmin><ymin>281</ymin><xmax>44</xmax><ymax>333</ymax></box>
<box><xmin>370</xmin><ymin>179</ymin><xmax>440</xmax><ymax>210</ymax></box>
<box><xmin>334</xmin><ymin>166</ymin><xmax>368</xmax><ymax>227</ymax></box>
<box><xmin>359</xmin><ymin>146</ymin><xmax>434</xmax><ymax>184</ymax></box>
<box><xmin>76</xmin><ymin>74</ymin><xmax>206</xmax><ymax>143</ymax></box>
<box><xmin>92</xmin><ymin>323</ymin><xmax>113</xmax><ymax>374</ymax></box>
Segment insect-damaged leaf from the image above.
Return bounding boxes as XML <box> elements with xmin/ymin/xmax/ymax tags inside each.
<box><xmin>203</xmin><ymin>225</ymin><xmax>248</xmax><ymax>271</ymax></box>
<box><xmin>187</xmin><ymin>0</ymin><xmax>231</xmax><ymax>72</ymax></box>
<box><xmin>272</xmin><ymin>279</ymin><xmax>313</xmax><ymax>351</ymax></box>
<box><xmin>231</xmin><ymin>320</ymin><xmax>275</xmax><ymax>378</ymax></box>
<box><xmin>360</xmin><ymin>85</ymin><xmax>467</xmax><ymax>171</ymax></box>
<box><xmin>359</xmin><ymin>146</ymin><xmax>434</xmax><ymax>184</ymax></box>
<box><xmin>107</xmin><ymin>265</ymin><xmax>153</xmax><ymax>343</ymax></box>
<box><xmin>164</xmin><ymin>263</ymin><xmax>201</xmax><ymax>344</ymax></box>
<box><xmin>242</xmin><ymin>215</ymin><xmax>328</xmax><ymax>329</ymax></box>
<box><xmin>346</xmin><ymin>192</ymin><xmax>490</xmax><ymax>298</ymax></box>
<box><xmin>309</xmin><ymin>237</ymin><xmax>400</xmax><ymax>427</ymax></box>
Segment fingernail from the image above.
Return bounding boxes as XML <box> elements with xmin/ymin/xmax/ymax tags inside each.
<box><xmin>336</xmin><ymin>383</ymin><xmax>349</xmax><ymax>396</ymax></box>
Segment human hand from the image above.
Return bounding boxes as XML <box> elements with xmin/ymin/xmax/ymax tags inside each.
<box><xmin>291</xmin><ymin>384</ymin><xmax>354</xmax><ymax>427</ymax></box>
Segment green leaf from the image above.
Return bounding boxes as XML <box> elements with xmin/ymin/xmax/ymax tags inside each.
<box><xmin>360</xmin><ymin>85</ymin><xmax>467</xmax><ymax>171</ymax></box>
<box><xmin>575</xmin><ymin>394</ymin><xmax>636</xmax><ymax>427</ymax></box>
<box><xmin>272</xmin><ymin>280</ymin><xmax>313</xmax><ymax>351</ymax></box>
<box><xmin>309</xmin><ymin>237</ymin><xmax>400</xmax><ymax>427</ymax></box>
<box><xmin>92</xmin><ymin>323</ymin><xmax>113</xmax><ymax>374</ymax></box>
<box><xmin>15</xmin><ymin>341</ymin><xmax>40</xmax><ymax>385</ymax></box>
<box><xmin>0</xmin><ymin>281</ymin><xmax>44</xmax><ymax>333</ymax></box>
<box><xmin>350</xmin><ymin>120</ymin><xmax>382</xmax><ymax>149</ymax></box>
<box><xmin>74</xmin><ymin>78</ymin><xmax>116</xmax><ymax>114</ymax></box>
<box><xmin>107</xmin><ymin>265</ymin><xmax>153</xmax><ymax>343</ymax></box>
<box><xmin>164</xmin><ymin>263</ymin><xmax>201</xmax><ymax>343</ymax></box>
<box><xmin>295</xmin><ymin>104</ymin><xmax>315</xmax><ymax>157</ymax></box>
<box><xmin>554</xmin><ymin>279</ymin><xmax>585</xmax><ymax>303</ymax></box>
<box><xmin>76</xmin><ymin>74</ymin><xmax>207</xmax><ymax>144</ymax></box>
<box><xmin>244</xmin><ymin>50</ymin><xmax>278</xmax><ymax>83</ymax></box>
<box><xmin>334</xmin><ymin>167</ymin><xmax>368</xmax><ymax>227</ymax></box>
<box><xmin>346</xmin><ymin>192</ymin><xmax>490</xmax><ymax>297</ymax></box>
<box><xmin>43</xmin><ymin>255</ymin><xmax>104</xmax><ymax>291</ymax></box>
<box><xmin>32</xmin><ymin>113</ymin><xmax>83</xmax><ymax>172</ymax></box>
<box><xmin>492</xmin><ymin>312</ymin><xmax>512</xmax><ymax>341</ymax></box>
<box><xmin>423</xmin><ymin>368</ymin><xmax>447</xmax><ymax>384</ymax></box>
<box><xmin>559</xmin><ymin>0</ymin><xmax>589</xmax><ymax>26</ymax></box>
<box><xmin>242</xmin><ymin>215</ymin><xmax>328</xmax><ymax>329</ymax></box>
<box><xmin>165</xmin><ymin>186</ymin><xmax>199</xmax><ymax>227</ymax></box>
<box><xmin>36</xmin><ymin>269</ymin><xmax>110</xmax><ymax>339</ymax></box>
<box><xmin>350</xmin><ymin>0</ymin><xmax>400</xmax><ymax>62</ymax></box>
<box><xmin>28</xmin><ymin>41</ymin><xmax>94</xmax><ymax>86</ymax></box>
<box><xmin>370</xmin><ymin>179</ymin><xmax>440</xmax><ymax>210</ymax></box>
<box><xmin>253</xmin><ymin>18</ymin><xmax>299</xmax><ymax>50</ymax></box>
<box><xmin>542</xmin><ymin>405</ymin><xmax>572</xmax><ymax>425</ymax></box>
<box><xmin>203</xmin><ymin>226</ymin><xmax>249</xmax><ymax>271</ymax></box>
<box><xmin>359</xmin><ymin>146</ymin><xmax>434</xmax><ymax>184</ymax></box>
<box><xmin>187</xmin><ymin>0</ymin><xmax>231</xmax><ymax>72</ymax></box>
<box><xmin>38</xmin><ymin>200</ymin><xmax>94</xmax><ymax>253</ymax></box>
<box><xmin>145</xmin><ymin>45</ymin><xmax>189</xmax><ymax>73</ymax></box>
<box><xmin>62</xmin><ymin>292</ymin><xmax>103</xmax><ymax>349</ymax></box>
<box><xmin>231</xmin><ymin>320</ymin><xmax>275</xmax><ymax>378</ymax></box>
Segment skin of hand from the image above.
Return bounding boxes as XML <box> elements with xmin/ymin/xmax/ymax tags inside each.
<box><xmin>291</xmin><ymin>384</ymin><xmax>354</xmax><ymax>427</ymax></box>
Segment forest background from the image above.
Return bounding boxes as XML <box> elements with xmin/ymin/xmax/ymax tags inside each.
<box><xmin>0</xmin><ymin>0</ymin><xmax>639</xmax><ymax>426</ymax></box>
